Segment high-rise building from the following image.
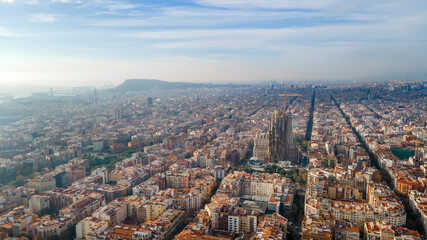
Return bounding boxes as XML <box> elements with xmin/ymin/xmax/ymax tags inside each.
<box><xmin>147</xmin><ymin>97</ymin><xmax>153</xmax><ymax>106</ymax></box>
<box><xmin>115</xmin><ymin>108</ymin><xmax>123</xmax><ymax>120</ymax></box>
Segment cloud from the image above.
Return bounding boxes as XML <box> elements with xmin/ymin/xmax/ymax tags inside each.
<box><xmin>51</xmin><ymin>0</ymin><xmax>84</xmax><ymax>4</ymax></box>
<box><xmin>1</xmin><ymin>0</ymin><xmax>427</xmax><ymax>84</ymax></box>
<box><xmin>126</xmin><ymin>13</ymin><xmax>426</xmax><ymax>49</ymax></box>
<box><xmin>196</xmin><ymin>0</ymin><xmax>330</xmax><ymax>9</ymax></box>
<box><xmin>87</xmin><ymin>7</ymin><xmax>321</xmax><ymax>27</ymax></box>
<box><xmin>51</xmin><ymin>0</ymin><xmax>72</xmax><ymax>3</ymax></box>
<box><xmin>83</xmin><ymin>1</ymin><xmax>391</xmax><ymax>29</ymax></box>
<box><xmin>28</xmin><ymin>13</ymin><xmax>61</xmax><ymax>22</ymax></box>
<box><xmin>73</xmin><ymin>0</ymin><xmax>139</xmax><ymax>14</ymax></box>
<box><xmin>1</xmin><ymin>0</ymin><xmax>38</xmax><ymax>3</ymax></box>
<box><xmin>104</xmin><ymin>3</ymin><xmax>137</xmax><ymax>11</ymax></box>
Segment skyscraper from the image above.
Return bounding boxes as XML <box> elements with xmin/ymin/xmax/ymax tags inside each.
<box><xmin>115</xmin><ymin>108</ymin><xmax>123</xmax><ymax>120</ymax></box>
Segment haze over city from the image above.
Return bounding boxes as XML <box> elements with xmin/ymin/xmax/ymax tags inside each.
<box><xmin>1</xmin><ymin>0</ymin><xmax>427</xmax><ymax>88</ymax></box>
<box><xmin>0</xmin><ymin>1</ymin><xmax>426</xmax><ymax>240</ymax></box>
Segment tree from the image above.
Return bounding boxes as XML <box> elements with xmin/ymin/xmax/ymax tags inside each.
<box><xmin>60</xmin><ymin>229</ymin><xmax>70</xmax><ymax>240</ymax></box>
<box><xmin>10</xmin><ymin>175</ymin><xmax>27</xmax><ymax>187</ymax></box>
<box><xmin>243</xmin><ymin>166</ymin><xmax>254</xmax><ymax>174</ymax></box>
<box><xmin>286</xmin><ymin>226</ymin><xmax>299</xmax><ymax>240</ymax></box>
<box><xmin>51</xmin><ymin>235</ymin><xmax>61</xmax><ymax>240</ymax></box>
<box><xmin>271</xmin><ymin>164</ymin><xmax>278</xmax><ymax>172</ymax></box>
<box><xmin>68</xmin><ymin>226</ymin><xmax>76</xmax><ymax>239</ymax></box>
<box><xmin>37</xmin><ymin>207</ymin><xmax>59</xmax><ymax>218</ymax></box>
<box><xmin>406</xmin><ymin>219</ymin><xmax>416</xmax><ymax>231</ymax></box>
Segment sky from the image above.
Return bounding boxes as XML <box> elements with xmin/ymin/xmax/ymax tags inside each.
<box><xmin>0</xmin><ymin>0</ymin><xmax>426</xmax><ymax>88</ymax></box>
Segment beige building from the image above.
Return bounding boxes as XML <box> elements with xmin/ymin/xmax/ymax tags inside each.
<box><xmin>255</xmin><ymin>214</ymin><xmax>288</xmax><ymax>240</ymax></box>
<box><xmin>33</xmin><ymin>215</ymin><xmax>74</xmax><ymax>239</ymax></box>
<box><xmin>122</xmin><ymin>195</ymin><xmax>147</xmax><ymax>219</ymax></box>
<box><xmin>92</xmin><ymin>203</ymin><xmax>127</xmax><ymax>227</ymax></box>
<box><xmin>242</xmin><ymin>180</ymin><xmax>274</xmax><ymax>197</ymax></box>
<box><xmin>166</xmin><ymin>173</ymin><xmax>184</xmax><ymax>189</ymax></box>
<box><xmin>253</xmin><ymin>133</ymin><xmax>269</xmax><ymax>161</ymax></box>
<box><xmin>228</xmin><ymin>213</ymin><xmax>258</xmax><ymax>234</ymax></box>
<box><xmin>146</xmin><ymin>196</ymin><xmax>172</xmax><ymax>221</ymax></box>
<box><xmin>76</xmin><ymin>216</ymin><xmax>109</xmax><ymax>240</ymax></box>
<box><xmin>133</xmin><ymin>181</ymin><xmax>159</xmax><ymax>200</ymax></box>
<box><xmin>301</xmin><ymin>215</ymin><xmax>332</xmax><ymax>240</ymax></box>
<box><xmin>364</xmin><ymin>220</ymin><xmax>421</xmax><ymax>240</ymax></box>
<box><xmin>409</xmin><ymin>190</ymin><xmax>427</xmax><ymax>235</ymax></box>
<box><xmin>28</xmin><ymin>177</ymin><xmax>56</xmax><ymax>193</ymax></box>
<box><xmin>195</xmin><ymin>175</ymin><xmax>216</xmax><ymax>197</ymax></box>
<box><xmin>108</xmin><ymin>170</ymin><xmax>124</xmax><ymax>182</ymax></box>
<box><xmin>177</xmin><ymin>189</ymin><xmax>203</xmax><ymax>211</ymax></box>
<box><xmin>60</xmin><ymin>196</ymin><xmax>102</xmax><ymax>224</ymax></box>
<box><xmin>29</xmin><ymin>195</ymin><xmax>50</xmax><ymax>213</ymax></box>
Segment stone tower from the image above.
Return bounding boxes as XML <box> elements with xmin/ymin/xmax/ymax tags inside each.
<box><xmin>268</xmin><ymin>110</ymin><xmax>296</xmax><ymax>163</ymax></box>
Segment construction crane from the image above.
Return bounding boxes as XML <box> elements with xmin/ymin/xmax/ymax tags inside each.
<box><xmin>279</xmin><ymin>91</ymin><xmax>302</xmax><ymax>112</ymax></box>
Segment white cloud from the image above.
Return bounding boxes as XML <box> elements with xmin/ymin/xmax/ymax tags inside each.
<box><xmin>104</xmin><ymin>3</ymin><xmax>137</xmax><ymax>11</ymax></box>
<box><xmin>195</xmin><ymin>0</ymin><xmax>346</xmax><ymax>10</ymax></box>
<box><xmin>28</xmin><ymin>13</ymin><xmax>61</xmax><ymax>22</ymax></box>
<box><xmin>126</xmin><ymin>12</ymin><xmax>427</xmax><ymax>49</ymax></box>
<box><xmin>0</xmin><ymin>0</ymin><xmax>39</xmax><ymax>4</ymax></box>
<box><xmin>87</xmin><ymin>9</ymin><xmax>314</xmax><ymax>27</ymax></box>
<box><xmin>74</xmin><ymin>0</ymin><xmax>139</xmax><ymax>13</ymax></box>
<box><xmin>51</xmin><ymin>0</ymin><xmax>84</xmax><ymax>4</ymax></box>
<box><xmin>86</xmin><ymin>0</ymin><xmax>424</xmax><ymax>29</ymax></box>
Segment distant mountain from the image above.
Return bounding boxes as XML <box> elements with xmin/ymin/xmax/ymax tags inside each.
<box><xmin>115</xmin><ymin>79</ymin><xmax>243</xmax><ymax>92</ymax></box>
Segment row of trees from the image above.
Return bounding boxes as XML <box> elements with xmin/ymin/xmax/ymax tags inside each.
<box><xmin>87</xmin><ymin>145</ymin><xmax>147</xmax><ymax>173</ymax></box>
<box><xmin>263</xmin><ymin>165</ymin><xmax>307</xmax><ymax>185</ymax></box>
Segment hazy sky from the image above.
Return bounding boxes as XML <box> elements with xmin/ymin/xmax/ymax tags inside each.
<box><xmin>0</xmin><ymin>0</ymin><xmax>426</xmax><ymax>87</ymax></box>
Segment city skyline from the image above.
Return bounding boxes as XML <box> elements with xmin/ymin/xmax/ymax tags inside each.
<box><xmin>0</xmin><ymin>81</ymin><xmax>424</xmax><ymax>239</ymax></box>
<box><xmin>1</xmin><ymin>0</ymin><xmax>426</xmax><ymax>87</ymax></box>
